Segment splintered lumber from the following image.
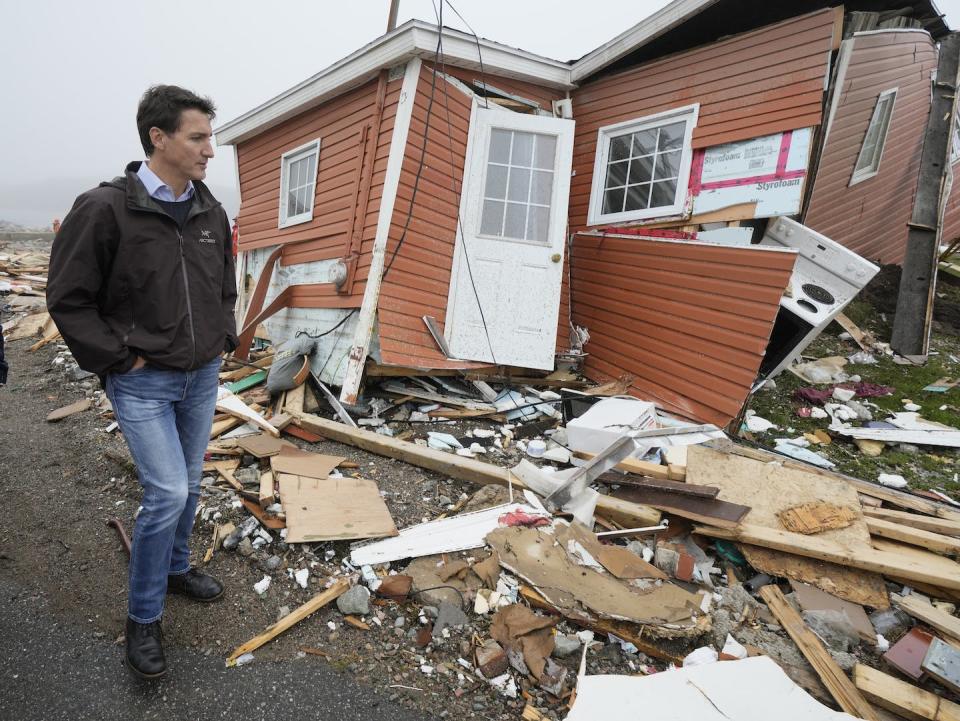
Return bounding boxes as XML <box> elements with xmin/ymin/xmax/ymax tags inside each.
<box><xmin>875</xmin><ymin>539</ymin><xmax>960</xmax><ymax>604</ymax></box>
<box><xmin>282</xmin><ymin>383</ymin><xmax>306</xmax><ymax>415</ymax></box>
<box><xmin>292</xmin><ymin>411</ymin><xmax>661</xmax><ymax>526</ymax></box>
<box><xmin>210</xmin><ymin>416</ymin><xmax>242</xmax><ymax>439</ymax></box>
<box><xmin>611</xmin><ymin>486</ymin><xmax>749</xmax><ymax>529</ymax></box>
<box><xmin>216</xmin><ymin>389</ymin><xmax>278</xmax><ymax>437</ymax></box>
<box><xmin>258</xmin><ymin>470</ymin><xmax>275</xmax><ymax>509</ymax></box>
<box><xmin>696</xmin><ymin>523</ymin><xmax>960</xmax><ymax>591</ymax></box>
<box><xmin>778</xmin><ymin>503</ymin><xmax>858</xmax><ymax>535</ymax></box>
<box><xmin>380</xmin><ymin>381</ymin><xmax>495</xmax><ymax>411</ymax></box>
<box><xmin>895</xmin><ymin>595</ymin><xmax>960</xmax><ymax>645</ymax></box>
<box><xmin>863</xmin><ymin>507</ymin><xmax>960</xmax><ymax>537</ymax></box>
<box><xmin>866</xmin><ymin>517</ymin><xmax>960</xmax><ymax>557</ymax></box>
<box><xmin>594</xmin><ymin>473</ymin><xmax>719</xmax><ymax>498</ymax></box>
<box><xmin>46</xmin><ymin>398</ymin><xmax>92</xmax><ymax>422</ymax></box>
<box><xmin>212</xmin><ymin>460</ymin><xmax>243</xmax><ymax>491</ymax></box>
<box><xmin>219</xmin><ymin>355</ymin><xmax>273</xmax><ymax>383</ymax></box>
<box><xmin>573</xmin><ymin>450</ymin><xmax>674</xmax><ymax>481</ymax></box>
<box><xmin>854</xmin><ymin>664</ymin><xmax>960</xmax><ymax>721</ymax></box>
<box><xmin>226</xmin><ymin>578</ymin><xmax>350</xmax><ymax>665</ymax></box>
<box><xmin>759</xmin><ymin>585</ymin><xmax>879</xmax><ymax>721</ymax></box>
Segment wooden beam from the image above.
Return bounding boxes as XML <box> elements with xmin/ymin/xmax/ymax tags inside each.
<box><xmin>864</xmin><ymin>507</ymin><xmax>960</xmax><ymax>537</ymax></box>
<box><xmin>695</xmin><ymin>523</ymin><xmax>960</xmax><ymax>591</ymax></box>
<box><xmin>573</xmin><ymin>450</ymin><xmax>674</xmax><ymax>481</ymax></box>
<box><xmin>854</xmin><ymin>664</ymin><xmax>960</xmax><ymax>721</ymax></box>
<box><xmin>258</xmin><ymin>470</ymin><xmax>275</xmax><ymax>510</ymax></box>
<box><xmin>895</xmin><ymin>594</ymin><xmax>960</xmax><ymax>646</ymax></box>
<box><xmin>226</xmin><ymin>579</ymin><xmax>350</xmax><ymax>664</ymax></box>
<box><xmin>866</xmin><ymin>517</ymin><xmax>960</xmax><ymax>557</ymax></box>
<box><xmin>759</xmin><ymin>585</ymin><xmax>879</xmax><ymax>721</ymax></box>
<box><xmin>292</xmin><ymin>411</ymin><xmax>661</xmax><ymax>526</ymax></box>
<box><xmin>212</xmin><ymin>461</ymin><xmax>243</xmax><ymax>492</ymax></box>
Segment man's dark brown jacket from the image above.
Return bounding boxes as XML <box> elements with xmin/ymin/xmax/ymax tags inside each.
<box><xmin>47</xmin><ymin>161</ymin><xmax>239</xmax><ymax>378</ymax></box>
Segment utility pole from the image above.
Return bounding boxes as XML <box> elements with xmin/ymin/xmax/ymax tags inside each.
<box><xmin>387</xmin><ymin>0</ymin><xmax>400</xmax><ymax>33</ymax></box>
<box><xmin>891</xmin><ymin>33</ymin><xmax>960</xmax><ymax>356</ymax></box>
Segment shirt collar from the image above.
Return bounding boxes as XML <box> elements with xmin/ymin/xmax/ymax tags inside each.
<box><xmin>137</xmin><ymin>161</ymin><xmax>195</xmax><ymax>202</ymax></box>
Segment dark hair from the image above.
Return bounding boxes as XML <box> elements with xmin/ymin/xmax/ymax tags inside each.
<box><xmin>136</xmin><ymin>85</ymin><xmax>216</xmax><ymax>156</ymax></box>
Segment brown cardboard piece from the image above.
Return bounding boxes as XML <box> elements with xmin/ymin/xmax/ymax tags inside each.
<box><xmin>277</xmin><ymin>473</ymin><xmax>396</xmax><ymax>543</ymax></box>
<box><xmin>237</xmin><ymin>433</ymin><xmax>295</xmax><ymax>458</ymax></box>
<box><xmin>270</xmin><ymin>446</ymin><xmax>345</xmax><ymax>479</ymax></box>
<box><xmin>486</xmin><ymin>525</ymin><xmax>702</xmax><ymax>629</ymax></box>
<box><xmin>561</xmin><ymin>521</ymin><xmax>666</xmax><ymax>580</ymax></box>
<box><xmin>490</xmin><ymin>603</ymin><xmax>557</xmax><ymax>679</ymax></box>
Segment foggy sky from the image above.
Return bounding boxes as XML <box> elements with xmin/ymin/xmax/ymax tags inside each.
<box><xmin>2</xmin><ymin>0</ymin><xmax>957</xmax><ymax>228</ymax></box>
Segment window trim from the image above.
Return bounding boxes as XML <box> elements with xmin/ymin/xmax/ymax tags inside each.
<box><xmin>278</xmin><ymin>137</ymin><xmax>322</xmax><ymax>229</ymax></box>
<box><xmin>587</xmin><ymin>103</ymin><xmax>699</xmax><ymax>226</ymax></box>
<box><xmin>950</xmin><ymin>108</ymin><xmax>960</xmax><ymax>166</ymax></box>
<box><xmin>850</xmin><ymin>88</ymin><xmax>897</xmax><ymax>186</ymax></box>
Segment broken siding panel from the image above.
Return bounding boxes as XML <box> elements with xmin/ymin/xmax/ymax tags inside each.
<box><xmin>804</xmin><ymin>31</ymin><xmax>936</xmax><ymax>265</ymax></box>
<box><xmin>571</xmin><ymin>236</ymin><xmax>796</xmax><ymax>426</ymax></box>
<box><xmin>569</xmin><ymin>9</ymin><xmax>836</xmax><ymax>230</ymax></box>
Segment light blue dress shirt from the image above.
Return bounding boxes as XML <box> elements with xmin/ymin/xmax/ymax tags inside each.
<box><xmin>137</xmin><ymin>161</ymin><xmax>195</xmax><ymax>202</ymax></box>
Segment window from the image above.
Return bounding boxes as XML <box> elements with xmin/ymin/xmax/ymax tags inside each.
<box><xmin>278</xmin><ymin>138</ymin><xmax>321</xmax><ymax>228</ymax></box>
<box><xmin>587</xmin><ymin>104</ymin><xmax>698</xmax><ymax>225</ymax></box>
<box><xmin>479</xmin><ymin>128</ymin><xmax>558</xmax><ymax>243</ymax></box>
<box><xmin>951</xmin><ymin>110</ymin><xmax>960</xmax><ymax>165</ymax></box>
<box><xmin>851</xmin><ymin>89</ymin><xmax>896</xmax><ymax>185</ymax></box>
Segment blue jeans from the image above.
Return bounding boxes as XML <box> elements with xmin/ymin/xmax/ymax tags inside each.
<box><xmin>106</xmin><ymin>358</ymin><xmax>220</xmax><ymax>623</ymax></box>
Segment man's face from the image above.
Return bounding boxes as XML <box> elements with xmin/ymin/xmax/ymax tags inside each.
<box><xmin>153</xmin><ymin>108</ymin><xmax>214</xmax><ymax>182</ymax></box>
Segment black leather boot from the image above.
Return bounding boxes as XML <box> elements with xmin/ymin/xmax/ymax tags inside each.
<box><xmin>167</xmin><ymin>568</ymin><xmax>224</xmax><ymax>602</ymax></box>
<box><xmin>125</xmin><ymin>618</ymin><xmax>166</xmax><ymax>679</ymax></box>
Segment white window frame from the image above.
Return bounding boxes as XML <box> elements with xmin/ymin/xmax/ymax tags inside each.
<box><xmin>278</xmin><ymin>137</ymin><xmax>322</xmax><ymax>228</ymax></box>
<box><xmin>950</xmin><ymin>108</ymin><xmax>960</xmax><ymax>165</ymax></box>
<box><xmin>850</xmin><ymin>89</ymin><xmax>897</xmax><ymax>186</ymax></box>
<box><xmin>587</xmin><ymin>103</ymin><xmax>699</xmax><ymax>226</ymax></box>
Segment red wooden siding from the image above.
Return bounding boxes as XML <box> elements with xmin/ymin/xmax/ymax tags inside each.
<box><xmin>234</xmin><ymin>76</ymin><xmax>403</xmax><ymax>303</ymax></box>
<box><xmin>804</xmin><ymin>30</ymin><xmax>937</xmax><ymax>265</ymax></box>
<box><xmin>375</xmin><ymin>64</ymin><xmax>561</xmax><ymax>369</ymax></box>
<box><xmin>568</xmin><ymin>9</ymin><xmax>837</xmax><ymax>232</ymax></box>
<box><xmin>570</xmin><ymin>235</ymin><xmax>796</xmax><ymax>426</ymax></box>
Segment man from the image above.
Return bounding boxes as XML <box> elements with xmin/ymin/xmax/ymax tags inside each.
<box><xmin>47</xmin><ymin>85</ymin><xmax>239</xmax><ymax>679</ymax></box>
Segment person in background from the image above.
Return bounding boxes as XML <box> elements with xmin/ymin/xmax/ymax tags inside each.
<box><xmin>47</xmin><ymin>85</ymin><xmax>238</xmax><ymax>679</ymax></box>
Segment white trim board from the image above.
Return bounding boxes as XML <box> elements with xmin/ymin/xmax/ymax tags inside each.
<box><xmin>339</xmin><ymin>57</ymin><xmax>422</xmax><ymax>405</ymax></box>
<box><xmin>215</xmin><ymin>21</ymin><xmax>572</xmax><ymax>146</ymax></box>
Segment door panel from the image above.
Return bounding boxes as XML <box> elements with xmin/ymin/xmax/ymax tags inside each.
<box><xmin>445</xmin><ymin>101</ymin><xmax>575</xmax><ymax>369</ymax></box>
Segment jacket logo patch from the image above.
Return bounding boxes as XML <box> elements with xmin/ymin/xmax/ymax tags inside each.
<box><xmin>198</xmin><ymin>229</ymin><xmax>216</xmax><ymax>244</ymax></box>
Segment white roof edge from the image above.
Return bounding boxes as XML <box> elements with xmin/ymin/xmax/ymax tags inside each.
<box><xmin>216</xmin><ymin>19</ymin><xmax>573</xmax><ymax>146</ymax></box>
<box><xmin>851</xmin><ymin>27</ymin><xmax>934</xmax><ymax>38</ymax></box>
<box><xmin>570</xmin><ymin>0</ymin><xmax>719</xmax><ymax>82</ymax></box>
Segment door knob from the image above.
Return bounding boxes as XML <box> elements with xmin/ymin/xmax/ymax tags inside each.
<box><xmin>551</xmin><ymin>253</ymin><xmax>562</xmax><ymax>263</ymax></box>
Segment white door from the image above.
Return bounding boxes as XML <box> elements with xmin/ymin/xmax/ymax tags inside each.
<box><xmin>445</xmin><ymin>100</ymin><xmax>575</xmax><ymax>369</ymax></box>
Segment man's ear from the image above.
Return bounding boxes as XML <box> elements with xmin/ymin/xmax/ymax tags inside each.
<box><xmin>149</xmin><ymin>126</ymin><xmax>165</xmax><ymax>154</ymax></box>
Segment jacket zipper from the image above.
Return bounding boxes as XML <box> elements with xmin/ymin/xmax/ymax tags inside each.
<box><xmin>177</xmin><ymin>230</ymin><xmax>197</xmax><ymax>367</ymax></box>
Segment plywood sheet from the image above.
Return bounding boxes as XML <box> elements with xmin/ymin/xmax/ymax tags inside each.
<box><xmin>277</xmin><ymin>474</ymin><xmax>396</xmax><ymax>543</ymax></box>
<box><xmin>270</xmin><ymin>446</ymin><xmax>344</xmax><ymax>479</ymax></box>
<box><xmin>687</xmin><ymin>446</ymin><xmax>887</xmax><ymax>608</ymax></box>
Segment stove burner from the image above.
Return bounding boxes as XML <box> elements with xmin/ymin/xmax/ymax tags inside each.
<box><xmin>801</xmin><ymin>283</ymin><xmax>835</xmax><ymax>305</ymax></box>
<box><xmin>796</xmin><ymin>299</ymin><xmax>818</xmax><ymax>314</ymax></box>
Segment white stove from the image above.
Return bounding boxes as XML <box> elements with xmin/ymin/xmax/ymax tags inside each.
<box><xmin>758</xmin><ymin>216</ymin><xmax>879</xmax><ymax>379</ymax></box>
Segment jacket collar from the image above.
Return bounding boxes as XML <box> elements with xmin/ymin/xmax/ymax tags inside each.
<box><xmin>112</xmin><ymin>161</ymin><xmax>221</xmax><ymax>219</ymax></box>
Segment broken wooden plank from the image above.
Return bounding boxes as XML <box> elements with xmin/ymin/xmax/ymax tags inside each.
<box><xmin>759</xmin><ymin>585</ymin><xmax>879</xmax><ymax>720</ymax></box>
<box><xmin>282</xmin><ymin>383</ymin><xmax>306</xmax><ymax>415</ymax></box>
<box><xmin>210</xmin><ymin>416</ymin><xmax>243</xmax><ymax>439</ymax></box>
<box><xmin>292</xmin><ymin>411</ymin><xmax>661</xmax><ymax>527</ymax></box>
<box><xmin>216</xmin><ymin>388</ymin><xmax>279</xmax><ymax>437</ymax></box>
<box><xmin>240</xmin><ymin>497</ymin><xmax>285</xmax><ymax>530</ymax></box>
<box><xmin>226</xmin><ymin>369</ymin><xmax>268</xmax><ymax>394</ymax></box>
<box><xmin>226</xmin><ymin>578</ymin><xmax>350</xmax><ymax>664</ymax></box>
<box><xmin>212</xmin><ymin>460</ymin><xmax>243</xmax><ymax>492</ymax></box>
<box><xmin>258</xmin><ymin>470</ymin><xmax>275</xmax><ymax>510</ymax></box>
<box><xmin>611</xmin><ymin>486</ymin><xmax>749</xmax><ymax>529</ymax></box>
<box><xmin>219</xmin><ymin>355</ymin><xmax>273</xmax><ymax>383</ymax></box>
<box><xmin>834</xmin><ymin>312</ymin><xmax>874</xmax><ymax>351</ymax></box>
<box><xmin>864</xmin><ymin>507</ymin><xmax>960</xmax><ymax>537</ymax></box>
<box><xmin>46</xmin><ymin>398</ymin><xmax>91</xmax><ymax>422</ymax></box>
<box><xmin>697</xmin><ymin>523</ymin><xmax>960</xmax><ymax>591</ymax></box>
<box><xmin>895</xmin><ymin>594</ymin><xmax>960</xmax><ymax>646</ymax></box>
<box><xmin>854</xmin><ymin>664</ymin><xmax>960</xmax><ymax>721</ymax></box>
<box><xmin>380</xmin><ymin>381</ymin><xmax>495</xmax><ymax>411</ymax></box>
<box><xmin>572</xmin><ymin>450</ymin><xmax>673</xmax><ymax>481</ymax></box>
<box><xmin>866</xmin><ymin>517</ymin><xmax>960</xmax><ymax>556</ymax></box>
<box><xmin>594</xmin><ymin>472</ymin><xmax>719</xmax><ymax>498</ymax></box>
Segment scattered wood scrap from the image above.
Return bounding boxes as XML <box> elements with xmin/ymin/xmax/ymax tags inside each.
<box><xmin>866</xmin><ymin>517</ymin><xmax>960</xmax><ymax>557</ymax></box>
<box><xmin>46</xmin><ymin>398</ymin><xmax>91</xmax><ymax>422</ymax></box>
<box><xmin>226</xmin><ymin>578</ymin><xmax>350</xmax><ymax>665</ymax></box>
<box><xmin>854</xmin><ymin>663</ymin><xmax>960</xmax><ymax>721</ymax></box>
<box><xmin>277</xmin><ymin>474</ymin><xmax>396</xmax><ymax>543</ymax></box>
<box><xmin>759</xmin><ymin>585</ymin><xmax>879</xmax><ymax>721</ymax></box>
<box><xmin>611</xmin><ymin>486</ymin><xmax>749</xmax><ymax>529</ymax></box>
<box><xmin>863</xmin><ymin>507</ymin><xmax>960</xmax><ymax>537</ymax></box>
<box><xmin>895</xmin><ymin>594</ymin><xmax>960</xmax><ymax>646</ymax></box>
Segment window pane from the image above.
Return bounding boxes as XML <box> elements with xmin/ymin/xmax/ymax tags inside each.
<box><xmin>632</xmin><ymin>129</ymin><xmax>657</xmax><ymax>156</ymax></box>
<box><xmin>628</xmin><ymin>156</ymin><xmax>654</xmax><ymax>185</ymax></box>
<box><xmin>297</xmin><ymin>187</ymin><xmax>310</xmax><ymax>215</ymax></box>
<box><xmin>286</xmin><ymin>191</ymin><xmax>298</xmax><ymax>217</ymax></box>
<box><xmin>489</xmin><ymin>129</ymin><xmax>511</xmax><ymax>164</ymax></box>
<box><xmin>609</xmin><ymin>134</ymin><xmax>632</xmax><ymax>162</ymax></box>
<box><xmin>533</xmin><ymin>135</ymin><xmax>556</xmax><ymax>170</ymax></box>
<box><xmin>603</xmin><ymin>187</ymin><xmax>625</xmax><ymax>214</ymax></box>
<box><xmin>625</xmin><ymin>183</ymin><xmax>651</xmax><ymax>211</ymax></box>
<box><xmin>654</xmin><ymin>149</ymin><xmax>681</xmax><ymax>180</ymax></box>
<box><xmin>650</xmin><ymin>179</ymin><xmax>678</xmax><ymax>207</ymax></box>
<box><xmin>290</xmin><ymin>159</ymin><xmax>301</xmax><ymax>191</ymax></box>
<box><xmin>659</xmin><ymin>122</ymin><xmax>685</xmax><ymax>151</ymax></box>
<box><xmin>511</xmin><ymin>132</ymin><xmax>534</xmax><ymax>166</ymax></box>
<box><xmin>526</xmin><ymin>205</ymin><xmax>550</xmax><ymax>242</ymax></box>
<box><xmin>484</xmin><ymin>164</ymin><xmax>508</xmax><ymax>200</ymax></box>
<box><xmin>507</xmin><ymin>167</ymin><xmax>531</xmax><ymax>202</ymax></box>
<box><xmin>305</xmin><ymin>153</ymin><xmax>317</xmax><ymax>182</ymax></box>
<box><xmin>480</xmin><ymin>200</ymin><xmax>504</xmax><ymax>235</ymax></box>
<box><xmin>605</xmin><ymin>160</ymin><xmax>629</xmax><ymax>188</ymax></box>
<box><xmin>504</xmin><ymin>202</ymin><xmax>527</xmax><ymax>239</ymax></box>
<box><xmin>530</xmin><ymin>170</ymin><xmax>553</xmax><ymax>206</ymax></box>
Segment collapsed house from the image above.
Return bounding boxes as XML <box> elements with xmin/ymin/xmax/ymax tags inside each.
<box><xmin>217</xmin><ymin>0</ymin><xmax>953</xmax><ymax>428</ymax></box>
